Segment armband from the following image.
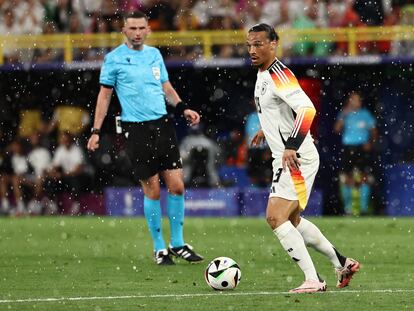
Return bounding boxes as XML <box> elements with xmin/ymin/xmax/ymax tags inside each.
<box><xmin>91</xmin><ymin>128</ymin><xmax>101</xmax><ymax>135</ymax></box>
<box><xmin>285</xmin><ymin>137</ymin><xmax>300</xmax><ymax>151</ymax></box>
<box><xmin>175</xmin><ymin>101</ymin><xmax>189</xmax><ymax>116</ymax></box>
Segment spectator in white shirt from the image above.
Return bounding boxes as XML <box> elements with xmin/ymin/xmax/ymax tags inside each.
<box><xmin>50</xmin><ymin>132</ymin><xmax>84</xmax><ymax>176</ymax></box>
<box><xmin>26</xmin><ymin>133</ymin><xmax>51</xmax><ymax>214</ymax></box>
<box><xmin>44</xmin><ymin>131</ymin><xmax>85</xmax><ymax>214</ymax></box>
<box><xmin>0</xmin><ymin>139</ymin><xmax>28</xmax><ymax>215</ymax></box>
<box><xmin>0</xmin><ymin>8</ymin><xmax>24</xmax><ymax>63</ymax></box>
<box><xmin>14</xmin><ymin>0</ymin><xmax>45</xmax><ymax>35</ymax></box>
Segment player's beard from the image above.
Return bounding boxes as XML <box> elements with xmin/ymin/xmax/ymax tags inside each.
<box><xmin>250</xmin><ymin>58</ymin><xmax>263</xmax><ymax>69</ymax></box>
<box><xmin>252</xmin><ymin>62</ymin><xmax>265</xmax><ymax>70</ymax></box>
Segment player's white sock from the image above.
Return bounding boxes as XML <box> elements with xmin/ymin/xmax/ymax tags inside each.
<box><xmin>274</xmin><ymin>221</ymin><xmax>319</xmax><ymax>281</ymax></box>
<box><xmin>296</xmin><ymin>217</ymin><xmax>343</xmax><ymax>269</ymax></box>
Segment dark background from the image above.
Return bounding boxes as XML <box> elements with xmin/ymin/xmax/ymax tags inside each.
<box><xmin>1</xmin><ymin>63</ymin><xmax>413</xmax><ymax>214</ymax></box>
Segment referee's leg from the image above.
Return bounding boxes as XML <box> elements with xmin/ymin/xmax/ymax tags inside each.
<box><xmin>162</xmin><ymin>169</ymin><xmax>185</xmax><ymax>247</ymax></box>
<box><xmin>140</xmin><ymin>174</ymin><xmax>167</xmax><ymax>254</ymax></box>
<box><xmin>161</xmin><ymin>169</ymin><xmax>184</xmax><ymax>196</ymax></box>
<box><xmin>140</xmin><ymin>174</ymin><xmax>162</xmax><ymax>199</ymax></box>
<box><xmin>162</xmin><ymin>169</ymin><xmax>204</xmax><ymax>262</ymax></box>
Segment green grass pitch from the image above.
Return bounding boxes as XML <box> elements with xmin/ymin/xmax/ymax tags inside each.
<box><xmin>1</xmin><ymin>217</ymin><xmax>413</xmax><ymax>310</ymax></box>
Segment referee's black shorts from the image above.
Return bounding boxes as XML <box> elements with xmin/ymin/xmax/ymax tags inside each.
<box><xmin>341</xmin><ymin>145</ymin><xmax>372</xmax><ymax>174</ymax></box>
<box><xmin>122</xmin><ymin>116</ymin><xmax>182</xmax><ymax>182</ymax></box>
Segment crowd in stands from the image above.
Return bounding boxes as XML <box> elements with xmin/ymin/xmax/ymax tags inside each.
<box><xmin>0</xmin><ymin>1</ymin><xmax>410</xmax><ymax>216</ymax></box>
<box><xmin>0</xmin><ymin>101</ymin><xmax>256</xmax><ymax>216</ymax></box>
<box><xmin>1</xmin><ymin>0</ymin><xmax>414</xmax><ymax>63</ymax></box>
<box><xmin>0</xmin><ymin>105</ymin><xmax>93</xmax><ymax>216</ymax></box>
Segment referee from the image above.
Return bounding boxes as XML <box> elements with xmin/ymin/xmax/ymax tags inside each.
<box><xmin>87</xmin><ymin>11</ymin><xmax>203</xmax><ymax>265</ymax></box>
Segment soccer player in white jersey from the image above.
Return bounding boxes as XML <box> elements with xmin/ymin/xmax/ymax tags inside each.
<box><xmin>246</xmin><ymin>23</ymin><xmax>360</xmax><ymax>293</ymax></box>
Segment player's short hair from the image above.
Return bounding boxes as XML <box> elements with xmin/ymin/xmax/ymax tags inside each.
<box><xmin>123</xmin><ymin>11</ymin><xmax>148</xmax><ymax>23</ymax></box>
<box><xmin>248</xmin><ymin>23</ymin><xmax>279</xmax><ymax>42</ymax></box>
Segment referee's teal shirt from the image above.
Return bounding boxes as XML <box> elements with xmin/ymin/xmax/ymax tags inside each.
<box><xmin>337</xmin><ymin>108</ymin><xmax>376</xmax><ymax>146</ymax></box>
<box><xmin>100</xmin><ymin>44</ymin><xmax>169</xmax><ymax>122</ymax></box>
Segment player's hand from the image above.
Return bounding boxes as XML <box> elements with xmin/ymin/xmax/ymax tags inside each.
<box><xmin>184</xmin><ymin>109</ymin><xmax>200</xmax><ymax>126</ymax></box>
<box><xmin>87</xmin><ymin>134</ymin><xmax>100</xmax><ymax>152</ymax></box>
<box><xmin>282</xmin><ymin>149</ymin><xmax>301</xmax><ymax>172</ymax></box>
<box><xmin>250</xmin><ymin>129</ymin><xmax>265</xmax><ymax>147</ymax></box>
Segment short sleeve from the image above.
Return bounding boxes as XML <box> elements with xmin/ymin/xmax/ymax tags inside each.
<box><xmin>99</xmin><ymin>55</ymin><xmax>117</xmax><ymax>87</ymax></box>
<box><xmin>157</xmin><ymin>50</ymin><xmax>169</xmax><ymax>83</ymax></box>
<box><xmin>269</xmin><ymin>65</ymin><xmax>314</xmax><ymax>112</ymax></box>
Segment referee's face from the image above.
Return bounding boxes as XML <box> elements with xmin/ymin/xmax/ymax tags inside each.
<box><xmin>246</xmin><ymin>31</ymin><xmax>276</xmax><ymax>70</ymax></box>
<box><xmin>123</xmin><ymin>17</ymin><xmax>150</xmax><ymax>50</ymax></box>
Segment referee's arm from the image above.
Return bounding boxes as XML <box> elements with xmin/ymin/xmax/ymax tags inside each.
<box><xmin>162</xmin><ymin>81</ymin><xmax>200</xmax><ymax>126</ymax></box>
<box><xmin>87</xmin><ymin>86</ymin><xmax>113</xmax><ymax>152</ymax></box>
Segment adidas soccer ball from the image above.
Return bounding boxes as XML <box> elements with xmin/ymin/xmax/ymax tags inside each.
<box><xmin>204</xmin><ymin>257</ymin><xmax>241</xmax><ymax>290</ymax></box>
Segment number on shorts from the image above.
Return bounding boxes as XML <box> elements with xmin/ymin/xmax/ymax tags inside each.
<box><xmin>273</xmin><ymin>168</ymin><xmax>283</xmax><ymax>183</ymax></box>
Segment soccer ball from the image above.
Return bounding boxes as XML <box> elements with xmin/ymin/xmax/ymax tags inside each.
<box><xmin>204</xmin><ymin>257</ymin><xmax>241</xmax><ymax>290</ymax></box>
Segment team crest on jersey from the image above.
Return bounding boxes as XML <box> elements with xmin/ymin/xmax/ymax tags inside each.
<box><xmin>152</xmin><ymin>67</ymin><xmax>161</xmax><ymax>80</ymax></box>
<box><xmin>261</xmin><ymin>81</ymin><xmax>268</xmax><ymax>95</ymax></box>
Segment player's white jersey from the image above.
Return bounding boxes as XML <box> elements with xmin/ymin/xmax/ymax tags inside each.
<box><xmin>254</xmin><ymin>58</ymin><xmax>316</xmax><ymax>158</ymax></box>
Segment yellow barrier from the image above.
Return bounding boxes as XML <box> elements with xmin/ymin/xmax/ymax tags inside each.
<box><xmin>0</xmin><ymin>26</ymin><xmax>413</xmax><ymax>65</ymax></box>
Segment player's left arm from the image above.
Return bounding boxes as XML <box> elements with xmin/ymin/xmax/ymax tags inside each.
<box><xmin>282</xmin><ymin>106</ymin><xmax>316</xmax><ymax>172</ymax></box>
<box><xmin>270</xmin><ymin>67</ymin><xmax>316</xmax><ymax>171</ymax></box>
<box><xmin>162</xmin><ymin>81</ymin><xmax>200</xmax><ymax>126</ymax></box>
<box><xmin>285</xmin><ymin>106</ymin><xmax>316</xmax><ymax>151</ymax></box>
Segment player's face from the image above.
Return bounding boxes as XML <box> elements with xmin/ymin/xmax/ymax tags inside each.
<box><xmin>123</xmin><ymin>17</ymin><xmax>150</xmax><ymax>50</ymax></box>
<box><xmin>246</xmin><ymin>31</ymin><xmax>276</xmax><ymax>69</ymax></box>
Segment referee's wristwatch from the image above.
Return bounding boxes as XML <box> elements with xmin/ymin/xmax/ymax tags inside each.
<box><xmin>91</xmin><ymin>128</ymin><xmax>101</xmax><ymax>135</ymax></box>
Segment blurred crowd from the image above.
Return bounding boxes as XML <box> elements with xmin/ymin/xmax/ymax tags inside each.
<box><xmin>0</xmin><ymin>0</ymin><xmax>410</xmax><ymax>216</ymax></box>
<box><xmin>1</xmin><ymin>0</ymin><xmax>414</xmax><ymax>63</ymax></box>
<box><xmin>0</xmin><ymin>90</ymin><xmax>381</xmax><ymax>217</ymax></box>
<box><xmin>0</xmin><ymin>105</ymin><xmax>93</xmax><ymax>216</ymax></box>
<box><xmin>0</xmin><ymin>104</ymin><xmax>261</xmax><ymax>216</ymax></box>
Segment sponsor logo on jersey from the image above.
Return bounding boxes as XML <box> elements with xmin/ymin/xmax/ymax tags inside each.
<box><xmin>286</xmin><ymin>89</ymin><xmax>301</xmax><ymax>98</ymax></box>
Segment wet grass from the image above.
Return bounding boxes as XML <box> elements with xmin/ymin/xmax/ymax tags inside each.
<box><xmin>0</xmin><ymin>216</ymin><xmax>413</xmax><ymax>310</ymax></box>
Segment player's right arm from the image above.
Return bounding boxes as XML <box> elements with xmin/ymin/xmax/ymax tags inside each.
<box><xmin>87</xmin><ymin>86</ymin><xmax>113</xmax><ymax>152</ymax></box>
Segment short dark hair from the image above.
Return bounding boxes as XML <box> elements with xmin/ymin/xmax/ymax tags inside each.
<box><xmin>123</xmin><ymin>11</ymin><xmax>148</xmax><ymax>22</ymax></box>
<box><xmin>248</xmin><ymin>23</ymin><xmax>279</xmax><ymax>41</ymax></box>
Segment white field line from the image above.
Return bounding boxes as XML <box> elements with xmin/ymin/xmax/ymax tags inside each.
<box><xmin>1</xmin><ymin>289</ymin><xmax>414</xmax><ymax>304</ymax></box>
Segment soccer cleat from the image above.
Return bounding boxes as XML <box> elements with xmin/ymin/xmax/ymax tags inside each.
<box><xmin>154</xmin><ymin>249</ymin><xmax>175</xmax><ymax>265</ymax></box>
<box><xmin>168</xmin><ymin>244</ymin><xmax>204</xmax><ymax>263</ymax></box>
<box><xmin>289</xmin><ymin>279</ymin><xmax>327</xmax><ymax>293</ymax></box>
<box><xmin>336</xmin><ymin>258</ymin><xmax>360</xmax><ymax>288</ymax></box>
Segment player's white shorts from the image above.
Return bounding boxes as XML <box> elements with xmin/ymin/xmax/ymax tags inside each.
<box><xmin>269</xmin><ymin>146</ymin><xmax>319</xmax><ymax>210</ymax></box>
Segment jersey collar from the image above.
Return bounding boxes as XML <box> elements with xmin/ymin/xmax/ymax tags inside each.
<box><xmin>266</xmin><ymin>58</ymin><xmax>278</xmax><ymax>71</ymax></box>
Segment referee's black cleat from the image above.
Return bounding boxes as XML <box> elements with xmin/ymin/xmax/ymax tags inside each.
<box><xmin>168</xmin><ymin>244</ymin><xmax>204</xmax><ymax>263</ymax></box>
<box><xmin>154</xmin><ymin>249</ymin><xmax>175</xmax><ymax>265</ymax></box>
